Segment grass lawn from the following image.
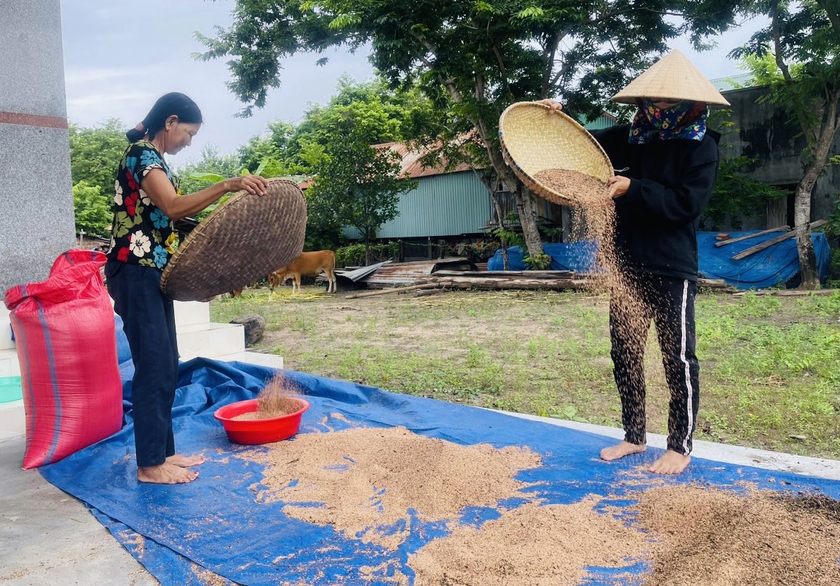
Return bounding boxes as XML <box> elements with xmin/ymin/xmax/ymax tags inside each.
<box><xmin>211</xmin><ymin>286</ymin><xmax>840</xmax><ymax>460</ymax></box>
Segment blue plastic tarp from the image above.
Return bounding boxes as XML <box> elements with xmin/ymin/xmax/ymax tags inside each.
<box><xmin>37</xmin><ymin>358</ymin><xmax>840</xmax><ymax>586</ymax></box>
<box><xmin>487</xmin><ymin>231</ymin><xmax>832</xmax><ymax>289</ymax></box>
<box><xmin>487</xmin><ymin>242</ymin><xmax>598</xmax><ymax>272</ymax></box>
<box><xmin>697</xmin><ymin>230</ymin><xmax>831</xmax><ymax>289</ymax></box>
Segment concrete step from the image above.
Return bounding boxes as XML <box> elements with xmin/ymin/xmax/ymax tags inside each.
<box><xmin>0</xmin><ymin>349</ymin><xmax>20</xmax><ymax>377</ymax></box>
<box><xmin>173</xmin><ymin>301</ymin><xmax>211</xmax><ymax>327</ymax></box>
<box><xmin>0</xmin><ymin>399</ymin><xmax>25</xmax><ymax>442</ymax></box>
<box><xmin>1</xmin><ymin>307</ymin><xmax>14</xmax><ymax>351</ymax></box>
<box><xmin>216</xmin><ymin>351</ymin><xmax>284</xmax><ymax>370</ymax></box>
<box><xmin>177</xmin><ymin>321</ymin><xmax>245</xmax><ymax>362</ymax></box>
<box><xmin>1</xmin><ymin>323</ymin><xmax>248</xmax><ymax>372</ymax></box>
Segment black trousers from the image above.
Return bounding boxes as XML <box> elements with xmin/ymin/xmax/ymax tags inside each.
<box><xmin>609</xmin><ymin>273</ymin><xmax>700</xmax><ymax>455</ymax></box>
<box><xmin>105</xmin><ymin>261</ymin><xmax>179</xmax><ymax>468</ymax></box>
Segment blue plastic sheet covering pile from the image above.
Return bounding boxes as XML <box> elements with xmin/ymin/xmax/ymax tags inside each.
<box><xmin>487</xmin><ymin>231</ymin><xmax>831</xmax><ymax>289</ymax></box>
<box><xmin>38</xmin><ymin>357</ymin><xmax>840</xmax><ymax>586</ymax></box>
<box><xmin>697</xmin><ymin>231</ymin><xmax>830</xmax><ymax>289</ymax></box>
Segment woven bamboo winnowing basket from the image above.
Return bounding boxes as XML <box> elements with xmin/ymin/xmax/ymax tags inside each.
<box><xmin>160</xmin><ymin>178</ymin><xmax>307</xmax><ymax>301</ymax></box>
<box><xmin>498</xmin><ymin>102</ymin><xmax>613</xmax><ymax>206</ymax></box>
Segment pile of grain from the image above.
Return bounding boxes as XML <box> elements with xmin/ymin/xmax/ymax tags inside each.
<box><xmin>245</xmin><ymin>425</ymin><xmax>541</xmax><ymax>549</ymax></box>
<box><xmin>408</xmin><ymin>497</ymin><xmax>648</xmax><ymax>586</ymax></box>
<box><xmin>634</xmin><ymin>484</ymin><xmax>840</xmax><ymax>586</ymax></box>
<box><xmin>192</xmin><ymin>565</ymin><xmax>230</xmax><ymax>586</ymax></box>
<box><xmin>239</xmin><ymin>424</ymin><xmax>840</xmax><ymax>585</ymax></box>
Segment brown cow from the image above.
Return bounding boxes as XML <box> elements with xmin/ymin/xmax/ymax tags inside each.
<box><xmin>269</xmin><ymin>250</ymin><xmax>337</xmax><ymax>293</ymax></box>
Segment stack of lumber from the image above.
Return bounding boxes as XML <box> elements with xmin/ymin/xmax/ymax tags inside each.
<box><xmin>344</xmin><ymin>270</ymin><xmax>733</xmax><ymax>298</ymax></box>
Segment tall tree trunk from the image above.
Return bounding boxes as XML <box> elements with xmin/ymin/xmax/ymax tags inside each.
<box><xmin>513</xmin><ymin>186</ymin><xmax>544</xmax><ymax>260</ymax></box>
<box><xmin>793</xmin><ymin>169</ymin><xmax>820</xmax><ymax>289</ymax></box>
<box><xmin>432</xmin><ymin>71</ymin><xmax>545</xmax><ymax>262</ymax></box>
<box><xmin>769</xmin><ymin>1</ymin><xmax>839</xmax><ymax>290</ymax></box>
<box><xmin>792</xmin><ymin>95</ymin><xmax>838</xmax><ymax>289</ymax></box>
<box><xmin>475</xmin><ymin>170</ymin><xmax>513</xmax><ymax>270</ymax></box>
<box><xmin>492</xmin><ymin>158</ymin><xmax>544</xmax><ymax>260</ymax></box>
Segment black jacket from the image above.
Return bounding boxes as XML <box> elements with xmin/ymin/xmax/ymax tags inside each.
<box><xmin>591</xmin><ymin>124</ymin><xmax>720</xmax><ymax>281</ymax></box>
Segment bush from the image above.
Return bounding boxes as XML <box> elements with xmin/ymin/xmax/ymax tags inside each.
<box><xmin>73</xmin><ymin>181</ymin><xmax>112</xmax><ymax>238</ymax></box>
<box><xmin>449</xmin><ymin>241</ymin><xmax>500</xmax><ymax>262</ymax></box>
<box><xmin>336</xmin><ymin>242</ymin><xmax>400</xmax><ymax>267</ymax></box>
<box><xmin>524</xmin><ymin>252</ymin><xmax>552</xmax><ymax>270</ymax></box>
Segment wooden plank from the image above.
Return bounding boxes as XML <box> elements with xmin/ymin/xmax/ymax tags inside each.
<box><xmin>697</xmin><ymin>278</ymin><xmax>732</xmax><ymax>289</ymax></box>
<box><xmin>426</xmin><ymin>276</ymin><xmax>590</xmax><ymax>290</ymax></box>
<box><xmin>714</xmin><ymin>226</ymin><xmax>789</xmax><ymax>247</ymax></box>
<box><xmin>733</xmin><ymin>288</ymin><xmax>837</xmax><ymax>297</ymax></box>
<box><xmin>432</xmin><ymin>269</ymin><xmax>579</xmax><ymax>279</ymax></box>
<box><xmin>345</xmin><ymin>283</ymin><xmax>440</xmax><ymax>299</ymax></box>
<box><xmin>731</xmin><ymin>220</ymin><xmax>827</xmax><ymax>261</ymax></box>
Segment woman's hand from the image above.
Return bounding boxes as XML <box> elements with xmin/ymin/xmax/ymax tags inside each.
<box><xmin>224</xmin><ymin>174</ymin><xmax>269</xmax><ymax>196</ymax></box>
<box><xmin>142</xmin><ymin>170</ymin><xmax>270</xmax><ymax>220</ymax></box>
<box><xmin>608</xmin><ymin>176</ymin><xmax>631</xmax><ymax>199</ymax></box>
<box><xmin>534</xmin><ymin>99</ymin><xmax>563</xmax><ymax>114</ymax></box>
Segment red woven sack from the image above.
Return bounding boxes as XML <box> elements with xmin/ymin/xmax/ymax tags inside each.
<box><xmin>4</xmin><ymin>250</ymin><xmax>123</xmax><ymax>469</ymax></box>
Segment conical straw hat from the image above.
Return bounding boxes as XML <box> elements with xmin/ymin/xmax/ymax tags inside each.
<box><xmin>611</xmin><ymin>49</ymin><xmax>730</xmax><ymax>106</ymax></box>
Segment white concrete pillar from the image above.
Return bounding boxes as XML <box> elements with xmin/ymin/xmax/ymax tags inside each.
<box><xmin>0</xmin><ymin>0</ymin><xmax>75</xmax><ymax>295</ymax></box>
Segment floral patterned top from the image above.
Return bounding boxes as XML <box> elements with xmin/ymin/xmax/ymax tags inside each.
<box><xmin>106</xmin><ymin>141</ymin><xmax>180</xmax><ymax>269</ymax></box>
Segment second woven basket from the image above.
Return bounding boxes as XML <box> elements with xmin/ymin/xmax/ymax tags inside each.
<box><xmin>499</xmin><ymin>102</ymin><xmax>613</xmax><ymax>206</ymax></box>
<box><xmin>160</xmin><ymin>178</ymin><xmax>307</xmax><ymax>301</ymax></box>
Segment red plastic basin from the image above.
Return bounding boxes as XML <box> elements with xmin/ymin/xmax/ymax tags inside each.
<box><xmin>214</xmin><ymin>397</ymin><xmax>310</xmax><ymax>445</ymax></box>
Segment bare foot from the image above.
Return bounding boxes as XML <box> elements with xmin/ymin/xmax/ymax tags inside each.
<box><xmin>600</xmin><ymin>441</ymin><xmax>646</xmax><ymax>461</ymax></box>
<box><xmin>166</xmin><ymin>454</ymin><xmax>206</xmax><ymax>468</ymax></box>
<box><xmin>649</xmin><ymin>450</ymin><xmax>691</xmax><ymax>475</ymax></box>
<box><xmin>137</xmin><ymin>462</ymin><xmax>199</xmax><ymax>484</ymax></box>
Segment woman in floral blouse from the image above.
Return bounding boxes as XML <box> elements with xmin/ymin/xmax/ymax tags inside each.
<box><xmin>105</xmin><ymin>92</ymin><xmax>268</xmax><ymax>485</ymax></box>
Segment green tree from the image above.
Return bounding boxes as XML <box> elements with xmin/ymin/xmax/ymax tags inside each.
<box><xmin>237</xmin><ymin>120</ymin><xmax>301</xmax><ymax>175</ymax></box>
<box><xmin>177</xmin><ymin>145</ymin><xmax>243</xmax><ymax>196</ymax></box>
<box><xmin>236</xmin><ymin>77</ymin><xmax>434</xmax><ymax>174</ymax></box>
<box><xmin>308</xmin><ymin>130</ymin><xmax>416</xmax><ymax>264</ymax></box>
<box><xmin>68</xmin><ymin>119</ymin><xmax>127</xmax><ymax>196</ymax></box>
<box><xmin>72</xmin><ymin>180</ymin><xmax>112</xmax><ymax>238</ymax></box>
<box><xmin>232</xmin><ymin>77</ymin><xmax>434</xmax><ymax>250</ymax></box>
<box><xmin>703</xmin><ymin>156</ymin><xmax>789</xmax><ymax>230</ymax></box>
<box><xmin>197</xmin><ymin>1</ymin><xmax>741</xmax><ymax>261</ymax></box>
<box><xmin>733</xmin><ymin>0</ymin><xmax>840</xmax><ymax>288</ymax></box>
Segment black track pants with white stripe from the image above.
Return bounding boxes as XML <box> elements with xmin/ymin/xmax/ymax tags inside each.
<box><xmin>609</xmin><ymin>274</ymin><xmax>700</xmax><ymax>455</ymax></box>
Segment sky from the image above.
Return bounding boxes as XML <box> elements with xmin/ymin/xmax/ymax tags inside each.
<box><xmin>60</xmin><ymin>1</ymin><xmax>764</xmax><ymax>168</ymax></box>
<box><xmin>59</xmin><ymin>0</ymin><xmax>376</xmax><ymax>167</ymax></box>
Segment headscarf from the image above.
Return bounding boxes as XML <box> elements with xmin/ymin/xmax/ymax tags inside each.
<box><xmin>627</xmin><ymin>99</ymin><xmax>708</xmax><ymax>144</ymax></box>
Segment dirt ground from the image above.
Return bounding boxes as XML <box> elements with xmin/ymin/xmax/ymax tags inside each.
<box><xmin>212</xmin><ymin>285</ymin><xmax>840</xmax><ymax>459</ymax></box>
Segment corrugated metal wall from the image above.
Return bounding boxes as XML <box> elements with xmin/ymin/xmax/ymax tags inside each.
<box><xmin>583</xmin><ymin>114</ymin><xmax>617</xmax><ymax>131</ymax></box>
<box><xmin>344</xmin><ymin>114</ymin><xmax>621</xmax><ymax>241</ymax></box>
<box><xmin>344</xmin><ymin>171</ymin><xmax>492</xmax><ymax>239</ymax></box>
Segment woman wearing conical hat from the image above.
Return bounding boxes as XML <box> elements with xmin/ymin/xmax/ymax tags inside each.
<box><xmin>538</xmin><ymin>50</ymin><xmax>729</xmax><ymax>475</ymax></box>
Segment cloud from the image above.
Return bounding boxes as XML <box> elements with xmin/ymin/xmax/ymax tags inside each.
<box><xmin>64</xmin><ymin>66</ymin><xmax>158</xmax><ymax>85</ymax></box>
<box><xmin>67</xmin><ymin>92</ymin><xmax>156</xmax><ymax>107</ymax></box>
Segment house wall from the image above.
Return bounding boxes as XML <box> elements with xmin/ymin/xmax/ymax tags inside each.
<box><xmin>345</xmin><ymin>171</ymin><xmax>493</xmax><ymax>240</ymax></box>
<box><xmin>719</xmin><ymin>86</ymin><xmax>840</xmax><ymax>226</ymax></box>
